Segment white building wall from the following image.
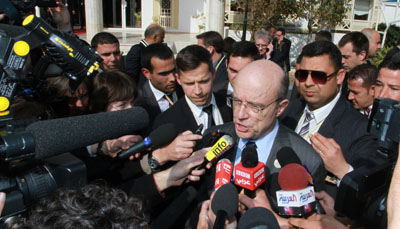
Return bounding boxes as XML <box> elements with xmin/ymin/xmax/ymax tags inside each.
<box><xmin>178</xmin><ymin>0</ymin><xmax>207</xmax><ymax>33</ymax></box>
<box><xmin>142</xmin><ymin>1</ymin><xmax>154</xmax><ymax>29</ymax></box>
<box><xmin>381</xmin><ymin>2</ymin><xmax>400</xmax><ymax>26</ymax></box>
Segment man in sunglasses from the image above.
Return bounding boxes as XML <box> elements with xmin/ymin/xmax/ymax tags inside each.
<box><xmin>281</xmin><ymin>40</ymin><xmax>378</xmax><ymax>198</ymax></box>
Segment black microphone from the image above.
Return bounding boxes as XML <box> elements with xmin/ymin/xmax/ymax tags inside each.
<box><xmin>0</xmin><ymin>107</ymin><xmax>149</xmax><ymax>161</ymax></box>
<box><xmin>118</xmin><ymin>123</ymin><xmax>178</xmax><ymax>159</ymax></box>
<box><xmin>238</xmin><ymin>207</ymin><xmax>280</xmax><ymax>229</ymax></box>
<box><xmin>276</xmin><ymin>146</ymin><xmax>301</xmax><ymax>167</ymax></box>
<box><xmin>211</xmin><ymin>183</ymin><xmax>238</xmax><ymax>229</ymax></box>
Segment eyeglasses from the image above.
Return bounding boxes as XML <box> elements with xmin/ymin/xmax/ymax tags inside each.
<box><xmin>295</xmin><ymin>69</ymin><xmax>339</xmax><ymax>84</ymax></box>
<box><xmin>227</xmin><ymin>96</ymin><xmax>280</xmax><ymax>114</ymax></box>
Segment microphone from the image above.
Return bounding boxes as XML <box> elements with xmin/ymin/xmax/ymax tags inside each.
<box><xmin>275</xmin><ymin>163</ymin><xmax>316</xmax><ymax>217</ymax></box>
<box><xmin>195</xmin><ymin>134</ymin><xmax>235</xmax><ymax>170</ymax></box>
<box><xmin>214</xmin><ymin>159</ymin><xmax>233</xmax><ymax>190</ymax></box>
<box><xmin>234</xmin><ymin>145</ymin><xmax>266</xmax><ymax>198</ymax></box>
<box><xmin>238</xmin><ymin>207</ymin><xmax>280</xmax><ymax>229</ymax></box>
<box><xmin>0</xmin><ymin>107</ymin><xmax>149</xmax><ymax>161</ymax></box>
<box><xmin>118</xmin><ymin>123</ymin><xmax>178</xmax><ymax>159</ymax></box>
<box><xmin>211</xmin><ymin>183</ymin><xmax>238</xmax><ymax>229</ymax></box>
<box><xmin>276</xmin><ymin>146</ymin><xmax>301</xmax><ymax>167</ymax></box>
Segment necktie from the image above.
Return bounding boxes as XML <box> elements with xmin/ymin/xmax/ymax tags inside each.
<box><xmin>163</xmin><ymin>93</ymin><xmax>174</xmax><ymax>108</ymax></box>
<box><xmin>299</xmin><ymin>111</ymin><xmax>312</xmax><ymax>138</ymax></box>
<box><xmin>202</xmin><ymin>105</ymin><xmax>215</xmax><ymax>128</ymax></box>
<box><xmin>364</xmin><ymin>108</ymin><xmax>371</xmax><ymax>116</ymax></box>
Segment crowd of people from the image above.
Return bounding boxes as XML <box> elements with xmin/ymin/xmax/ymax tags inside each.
<box><xmin>1</xmin><ymin>1</ymin><xmax>400</xmax><ymax>228</ymax></box>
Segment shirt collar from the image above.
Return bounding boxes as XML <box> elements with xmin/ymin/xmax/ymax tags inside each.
<box><xmin>149</xmin><ymin>81</ymin><xmax>168</xmax><ymax>101</ymax></box>
<box><xmin>305</xmin><ymin>91</ymin><xmax>341</xmax><ymax>124</ymax></box>
<box><xmin>185</xmin><ymin>94</ymin><xmax>217</xmax><ymax>117</ymax></box>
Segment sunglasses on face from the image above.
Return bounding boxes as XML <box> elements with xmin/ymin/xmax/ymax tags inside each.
<box><xmin>295</xmin><ymin>69</ymin><xmax>339</xmax><ymax>84</ymax></box>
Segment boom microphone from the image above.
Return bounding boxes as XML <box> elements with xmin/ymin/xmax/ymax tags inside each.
<box><xmin>195</xmin><ymin>134</ymin><xmax>235</xmax><ymax>170</ymax></box>
<box><xmin>211</xmin><ymin>183</ymin><xmax>238</xmax><ymax>229</ymax></box>
<box><xmin>0</xmin><ymin>107</ymin><xmax>149</xmax><ymax>161</ymax></box>
<box><xmin>276</xmin><ymin>163</ymin><xmax>316</xmax><ymax>217</ymax></box>
<box><xmin>214</xmin><ymin>158</ymin><xmax>233</xmax><ymax>190</ymax></box>
<box><xmin>118</xmin><ymin>123</ymin><xmax>178</xmax><ymax>159</ymax></box>
<box><xmin>234</xmin><ymin>145</ymin><xmax>266</xmax><ymax>198</ymax></box>
<box><xmin>238</xmin><ymin>207</ymin><xmax>280</xmax><ymax>229</ymax></box>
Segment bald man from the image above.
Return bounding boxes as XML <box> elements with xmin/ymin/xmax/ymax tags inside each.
<box><xmin>200</xmin><ymin>60</ymin><xmax>326</xmax><ymax>214</ymax></box>
<box><xmin>362</xmin><ymin>28</ymin><xmax>382</xmax><ymax>58</ymax></box>
<box><xmin>126</xmin><ymin>24</ymin><xmax>165</xmax><ymax>85</ymax></box>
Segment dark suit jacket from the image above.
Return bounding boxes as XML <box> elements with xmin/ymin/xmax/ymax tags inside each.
<box><xmin>273</xmin><ymin>38</ymin><xmax>291</xmax><ymax>72</ymax></box>
<box><xmin>125</xmin><ymin>40</ymin><xmax>147</xmax><ymax>84</ymax></box>
<box><xmin>152</xmin><ymin>93</ymin><xmax>233</xmax><ymax>134</ymax></box>
<box><xmin>281</xmin><ymin>95</ymin><xmax>378</xmax><ymax>168</ymax></box>
<box><xmin>262</xmin><ymin>51</ymin><xmax>285</xmax><ymax>69</ymax></box>
<box><xmin>380</xmin><ymin>46</ymin><xmax>400</xmax><ymax>68</ymax></box>
<box><xmin>213</xmin><ymin>55</ymin><xmax>229</xmax><ymax>94</ymax></box>
<box><xmin>134</xmin><ymin>81</ymin><xmax>183</xmax><ymax>133</ymax></box>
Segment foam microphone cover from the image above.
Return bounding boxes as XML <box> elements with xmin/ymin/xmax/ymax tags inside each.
<box><xmin>238</xmin><ymin>207</ymin><xmax>280</xmax><ymax>229</ymax></box>
<box><xmin>211</xmin><ymin>183</ymin><xmax>238</xmax><ymax>219</ymax></box>
<box><xmin>278</xmin><ymin>163</ymin><xmax>309</xmax><ymax>191</ymax></box>
<box><xmin>241</xmin><ymin>145</ymin><xmax>258</xmax><ymax>168</ymax></box>
<box><xmin>276</xmin><ymin>146</ymin><xmax>301</xmax><ymax>167</ymax></box>
<box><xmin>148</xmin><ymin>123</ymin><xmax>177</xmax><ymax>147</ymax></box>
<box><xmin>26</xmin><ymin>107</ymin><xmax>149</xmax><ymax>159</ymax></box>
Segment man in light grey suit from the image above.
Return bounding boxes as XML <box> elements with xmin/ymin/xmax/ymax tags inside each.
<box><xmin>203</xmin><ymin>59</ymin><xmax>326</xmax><ymax>200</ymax></box>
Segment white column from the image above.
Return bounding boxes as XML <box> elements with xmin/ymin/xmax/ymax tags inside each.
<box><xmin>208</xmin><ymin>0</ymin><xmax>225</xmax><ymax>36</ymax></box>
<box><xmin>85</xmin><ymin>0</ymin><xmax>103</xmax><ymax>41</ymax></box>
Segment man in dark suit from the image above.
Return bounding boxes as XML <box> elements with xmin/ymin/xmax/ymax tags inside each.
<box><xmin>273</xmin><ymin>28</ymin><xmax>291</xmax><ymax>74</ymax></box>
<box><xmin>91</xmin><ymin>32</ymin><xmax>122</xmax><ymax>71</ymax></box>
<box><xmin>280</xmin><ymin>41</ymin><xmax>378</xmax><ymax>198</ymax></box>
<box><xmin>125</xmin><ymin>24</ymin><xmax>165</xmax><ymax>85</ymax></box>
<box><xmin>254</xmin><ymin>29</ymin><xmax>284</xmax><ymax>69</ymax></box>
<box><xmin>197</xmin><ymin>31</ymin><xmax>228</xmax><ymax>94</ymax></box>
<box><xmin>187</xmin><ymin>59</ymin><xmax>326</xmax><ymax>228</ymax></box>
<box><xmin>133</xmin><ymin>43</ymin><xmax>183</xmax><ymax>129</ymax></box>
<box><xmin>214</xmin><ymin>41</ymin><xmax>260</xmax><ymax>96</ymax></box>
<box><xmin>151</xmin><ymin>45</ymin><xmax>233</xmax><ymax>169</ymax></box>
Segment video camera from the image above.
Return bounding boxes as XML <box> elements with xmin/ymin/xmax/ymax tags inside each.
<box><xmin>334</xmin><ymin>98</ymin><xmax>400</xmax><ymax>228</ymax></box>
<box><xmin>0</xmin><ymin>6</ymin><xmax>103</xmax><ymax>221</ymax></box>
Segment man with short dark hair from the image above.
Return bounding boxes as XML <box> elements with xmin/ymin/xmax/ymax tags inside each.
<box><xmin>197</xmin><ymin>31</ymin><xmax>228</xmax><ymax>91</ymax></box>
<box><xmin>315</xmin><ymin>30</ymin><xmax>332</xmax><ymax>42</ymax></box>
<box><xmin>347</xmin><ymin>64</ymin><xmax>378</xmax><ymax>117</ymax></box>
<box><xmin>214</xmin><ymin>41</ymin><xmax>260</xmax><ymax>96</ymax></box>
<box><xmin>150</xmin><ymin>45</ymin><xmax>232</xmax><ymax>168</ymax></box>
<box><xmin>281</xmin><ymin>41</ymin><xmax>378</xmax><ymax>198</ymax></box>
<box><xmin>91</xmin><ymin>32</ymin><xmax>122</xmax><ymax>70</ymax></box>
<box><xmin>338</xmin><ymin>32</ymin><xmax>369</xmax><ymax>72</ymax></box>
<box><xmin>133</xmin><ymin>43</ymin><xmax>182</xmax><ymax>128</ymax></box>
<box><xmin>273</xmin><ymin>28</ymin><xmax>292</xmax><ymax>74</ymax></box>
<box><xmin>375</xmin><ymin>54</ymin><xmax>400</xmax><ymax>101</ymax></box>
<box><xmin>126</xmin><ymin>24</ymin><xmax>165</xmax><ymax>84</ymax></box>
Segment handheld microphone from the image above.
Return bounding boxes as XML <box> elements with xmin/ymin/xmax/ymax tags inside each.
<box><xmin>276</xmin><ymin>146</ymin><xmax>302</xmax><ymax>167</ymax></box>
<box><xmin>234</xmin><ymin>145</ymin><xmax>266</xmax><ymax>198</ymax></box>
<box><xmin>276</xmin><ymin>163</ymin><xmax>316</xmax><ymax>217</ymax></box>
<box><xmin>195</xmin><ymin>134</ymin><xmax>235</xmax><ymax>170</ymax></box>
<box><xmin>0</xmin><ymin>107</ymin><xmax>149</xmax><ymax>161</ymax></box>
<box><xmin>238</xmin><ymin>207</ymin><xmax>280</xmax><ymax>229</ymax></box>
<box><xmin>211</xmin><ymin>183</ymin><xmax>238</xmax><ymax>229</ymax></box>
<box><xmin>118</xmin><ymin>123</ymin><xmax>178</xmax><ymax>159</ymax></box>
<box><xmin>214</xmin><ymin>159</ymin><xmax>233</xmax><ymax>190</ymax></box>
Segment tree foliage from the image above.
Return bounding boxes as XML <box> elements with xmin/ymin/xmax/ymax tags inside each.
<box><xmin>295</xmin><ymin>0</ymin><xmax>351</xmax><ymax>42</ymax></box>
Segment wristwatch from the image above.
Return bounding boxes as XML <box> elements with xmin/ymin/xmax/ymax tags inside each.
<box><xmin>148</xmin><ymin>154</ymin><xmax>161</xmax><ymax>172</ymax></box>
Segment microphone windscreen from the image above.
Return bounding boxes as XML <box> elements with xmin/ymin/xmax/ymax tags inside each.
<box><xmin>26</xmin><ymin>107</ymin><xmax>149</xmax><ymax>159</ymax></box>
<box><xmin>276</xmin><ymin>146</ymin><xmax>301</xmax><ymax>167</ymax></box>
<box><xmin>211</xmin><ymin>183</ymin><xmax>238</xmax><ymax>218</ymax></box>
<box><xmin>149</xmin><ymin>123</ymin><xmax>178</xmax><ymax>146</ymax></box>
<box><xmin>241</xmin><ymin>145</ymin><xmax>258</xmax><ymax>168</ymax></box>
<box><xmin>278</xmin><ymin>163</ymin><xmax>309</xmax><ymax>191</ymax></box>
<box><xmin>238</xmin><ymin>207</ymin><xmax>280</xmax><ymax>229</ymax></box>
<box><xmin>0</xmin><ymin>24</ymin><xmax>28</xmax><ymax>38</ymax></box>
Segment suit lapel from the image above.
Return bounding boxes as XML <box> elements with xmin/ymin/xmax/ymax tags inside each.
<box><xmin>143</xmin><ymin>81</ymin><xmax>161</xmax><ymax>114</ymax></box>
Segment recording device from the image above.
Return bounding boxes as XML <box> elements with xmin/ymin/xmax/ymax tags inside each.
<box><xmin>334</xmin><ymin>97</ymin><xmax>400</xmax><ymax>228</ymax></box>
<box><xmin>195</xmin><ymin>134</ymin><xmax>235</xmax><ymax>170</ymax></box>
<box><xmin>234</xmin><ymin>145</ymin><xmax>265</xmax><ymax>198</ymax></box>
<box><xmin>214</xmin><ymin>158</ymin><xmax>233</xmax><ymax>190</ymax></box>
<box><xmin>211</xmin><ymin>183</ymin><xmax>238</xmax><ymax>229</ymax></box>
<box><xmin>118</xmin><ymin>123</ymin><xmax>178</xmax><ymax>159</ymax></box>
<box><xmin>276</xmin><ymin>163</ymin><xmax>316</xmax><ymax>217</ymax></box>
<box><xmin>238</xmin><ymin>207</ymin><xmax>280</xmax><ymax>229</ymax></box>
<box><xmin>0</xmin><ymin>107</ymin><xmax>149</xmax><ymax>219</ymax></box>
